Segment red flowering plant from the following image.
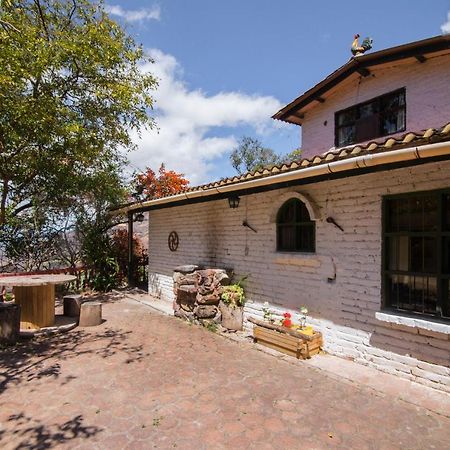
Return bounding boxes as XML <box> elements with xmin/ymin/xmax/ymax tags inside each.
<box><xmin>281</xmin><ymin>312</ymin><xmax>292</xmax><ymax>328</ymax></box>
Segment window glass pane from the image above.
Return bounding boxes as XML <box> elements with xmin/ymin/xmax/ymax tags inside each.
<box><xmin>410</xmin><ymin>237</ymin><xmax>437</xmax><ymax>273</ymax></box>
<box><xmin>444</xmin><ymin>194</ymin><xmax>450</xmax><ymax>231</ymax></box>
<box><xmin>391</xmin><ymin>275</ymin><xmax>438</xmax><ymax>315</ymax></box>
<box><xmin>423</xmin><ymin>277</ymin><xmax>438</xmax><ymax>315</ymax></box>
<box><xmin>384</xmin><ymin>190</ymin><xmax>447</xmax><ymax>319</ymax></box>
<box><xmin>278</xmin><ymin>225</ymin><xmax>295</xmax><ymax>250</ymax></box>
<box><xmin>395</xmin><ymin>274</ymin><xmax>411</xmax><ymax>310</ymax></box>
<box><xmin>423</xmin><ymin>196</ymin><xmax>438</xmax><ymax>231</ymax></box>
<box><xmin>398</xmin><ymin>236</ymin><xmax>409</xmax><ymax>271</ymax></box>
<box><xmin>297</xmin><ymin>202</ymin><xmax>311</xmax><ymax>222</ymax></box>
<box><xmin>398</xmin><ymin>199</ymin><xmax>410</xmax><ymax>231</ymax></box>
<box><xmin>278</xmin><ymin>201</ymin><xmax>295</xmax><ymax>223</ymax></box>
<box><xmin>387</xmin><ymin>236</ymin><xmax>408</xmax><ymax>271</ymax></box>
<box><xmin>381</xmin><ymin>109</ymin><xmax>405</xmax><ymax>135</ymax></box>
<box><xmin>336</xmin><ymin>89</ymin><xmax>405</xmax><ymax>145</ymax></box>
<box><xmin>386</xmin><ymin>274</ymin><xmax>399</xmax><ymax>309</ymax></box>
<box><xmin>356</xmin><ymin>114</ymin><xmax>379</xmax><ymax>142</ymax></box>
<box><xmin>337</xmin><ymin>108</ymin><xmax>356</xmax><ymax>126</ymax></box>
<box><xmin>297</xmin><ymin>224</ymin><xmax>314</xmax><ymax>252</ymax></box>
<box><xmin>277</xmin><ymin>199</ymin><xmax>315</xmax><ymax>252</ymax></box>
<box><xmin>409</xmin><ymin>195</ymin><xmax>437</xmax><ymax>232</ymax></box>
<box><xmin>387</xmin><ymin>237</ymin><xmax>398</xmax><ymax>270</ymax></box>
<box><xmin>338</xmin><ymin>125</ymin><xmax>355</xmax><ymax>146</ymax></box>
<box><xmin>381</xmin><ymin>91</ymin><xmax>405</xmax><ymax>109</ymax></box>
<box><xmin>443</xmin><ymin>238</ymin><xmax>450</xmax><ymax>274</ymax></box>
<box><xmin>359</xmin><ymin>101</ymin><xmax>377</xmax><ymax>118</ymax></box>
<box><xmin>386</xmin><ymin>199</ymin><xmax>400</xmax><ymax>232</ymax></box>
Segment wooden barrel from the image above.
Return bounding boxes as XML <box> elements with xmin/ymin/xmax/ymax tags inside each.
<box><xmin>14</xmin><ymin>284</ymin><xmax>55</xmax><ymax>330</ymax></box>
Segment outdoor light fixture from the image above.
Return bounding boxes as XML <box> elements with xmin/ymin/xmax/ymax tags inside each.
<box><xmin>134</xmin><ymin>212</ymin><xmax>145</xmax><ymax>223</ymax></box>
<box><xmin>228</xmin><ymin>195</ymin><xmax>240</xmax><ymax>209</ymax></box>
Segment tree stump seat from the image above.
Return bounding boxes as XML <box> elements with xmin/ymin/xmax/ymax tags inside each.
<box><xmin>0</xmin><ymin>303</ymin><xmax>21</xmax><ymax>345</ymax></box>
<box><xmin>79</xmin><ymin>301</ymin><xmax>102</xmax><ymax>327</ymax></box>
<box><xmin>63</xmin><ymin>294</ymin><xmax>82</xmax><ymax>318</ymax></box>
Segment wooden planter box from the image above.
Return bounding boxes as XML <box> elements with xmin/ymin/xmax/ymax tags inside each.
<box><xmin>250</xmin><ymin>319</ymin><xmax>322</xmax><ymax>359</ymax></box>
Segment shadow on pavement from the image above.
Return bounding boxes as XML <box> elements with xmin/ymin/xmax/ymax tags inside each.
<box><xmin>4</xmin><ymin>412</ymin><xmax>102</xmax><ymax>449</ymax></box>
<box><xmin>0</xmin><ymin>326</ymin><xmax>148</xmax><ymax>395</ymax></box>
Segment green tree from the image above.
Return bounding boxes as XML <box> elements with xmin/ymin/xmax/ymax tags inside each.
<box><xmin>230</xmin><ymin>137</ymin><xmax>280</xmax><ymax>174</ymax></box>
<box><xmin>230</xmin><ymin>136</ymin><xmax>303</xmax><ymax>174</ymax></box>
<box><xmin>0</xmin><ymin>0</ymin><xmax>156</xmax><ymax>227</ymax></box>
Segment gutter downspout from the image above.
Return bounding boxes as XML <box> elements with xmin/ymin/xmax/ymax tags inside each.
<box><xmin>115</xmin><ymin>140</ymin><xmax>450</xmax><ymax>214</ymax></box>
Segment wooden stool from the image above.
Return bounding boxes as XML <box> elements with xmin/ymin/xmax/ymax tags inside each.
<box><xmin>63</xmin><ymin>295</ymin><xmax>82</xmax><ymax>318</ymax></box>
<box><xmin>79</xmin><ymin>301</ymin><xmax>102</xmax><ymax>327</ymax></box>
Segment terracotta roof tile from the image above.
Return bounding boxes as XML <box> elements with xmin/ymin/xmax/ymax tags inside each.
<box><xmin>128</xmin><ymin>124</ymin><xmax>450</xmax><ymax>205</ymax></box>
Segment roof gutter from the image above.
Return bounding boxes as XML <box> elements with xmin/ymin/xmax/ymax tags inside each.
<box><xmin>113</xmin><ymin>140</ymin><xmax>450</xmax><ymax>215</ymax></box>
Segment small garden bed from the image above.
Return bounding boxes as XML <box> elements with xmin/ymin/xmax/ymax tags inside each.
<box><xmin>249</xmin><ymin>316</ymin><xmax>322</xmax><ymax>359</ymax></box>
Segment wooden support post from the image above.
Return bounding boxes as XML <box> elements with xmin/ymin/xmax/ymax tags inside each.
<box><xmin>127</xmin><ymin>212</ymin><xmax>134</xmax><ymax>287</ymax></box>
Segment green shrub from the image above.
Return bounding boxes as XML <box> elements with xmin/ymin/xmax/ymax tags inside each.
<box><xmin>221</xmin><ymin>283</ymin><xmax>246</xmax><ymax>308</ymax></box>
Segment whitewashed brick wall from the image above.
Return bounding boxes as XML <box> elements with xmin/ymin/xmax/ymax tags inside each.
<box><xmin>148</xmin><ymin>160</ymin><xmax>450</xmax><ymax>392</ymax></box>
<box><xmin>301</xmin><ymin>55</ymin><xmax>450</xmax><ymax>157</ymax></box>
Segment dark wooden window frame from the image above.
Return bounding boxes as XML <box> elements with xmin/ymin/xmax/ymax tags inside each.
<box><xmin>276</xmin><ymin>198</ymin><xmax>315</xmax><ymax>253</ymax></box>
<box><xmin>382</xmin><ymin>188</ymin><xmax>450</xmax><ymax>322</ymax></box>
<box><xmin>335</xmin><ymin>88</ymin><xmax>406</xmax><ymax>147</ymax></box>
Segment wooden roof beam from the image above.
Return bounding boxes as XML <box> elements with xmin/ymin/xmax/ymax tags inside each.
<box><xmin>356</xmin><ymin>66</ymin><xmax>371</xmax><ymax>77</ymax></box>
<box><xmin>415</xmin><ymin>54</ymin><xmax>427</xmax><ymax>63</ymax></box>
<box><xmin>316</xmin><ymin>97</ymin><xmax>325</xmax><ymax>103</ymax></box>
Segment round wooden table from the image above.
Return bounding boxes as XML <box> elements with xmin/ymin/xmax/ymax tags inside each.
<box><xmin>0</xmin><ymin>274</ymin><xmax>76</xmax><ymax>330</ymax></box>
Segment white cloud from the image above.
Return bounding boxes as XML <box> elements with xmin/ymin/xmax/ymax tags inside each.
<box><xmin>441</xmin><ymin>11</ymin><xmax>450</xmax><ymax>34</ymax></box>
<box><xmin>127</xmin><ymin>49</ymin><xmax>284</xmax><ymax>185</ymax></box>
<box><xmin>105</xmin><ymin>4</ymin><xmax>161</xmax><ymax>23</ymax></box>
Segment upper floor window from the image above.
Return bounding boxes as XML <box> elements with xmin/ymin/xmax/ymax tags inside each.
<box><xmin>277</xmin><ymin>199</ymin><xmax>315</xmax><ymax>253</ymax></box>
<box><xmin>335</xmin><ymin>88</ymin><xmax>406</xmax><ymax>147</ymax></box>
<box><xmin>383</xmin><ymin>190</ymin><xmax>450</xmax><ymax>321</ymax></box>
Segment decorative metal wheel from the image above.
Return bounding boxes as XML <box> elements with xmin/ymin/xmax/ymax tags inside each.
<box><xmin>168</xmin><ymin>231</ymin><xmax>179</xmax><ymax>252</ymax></box>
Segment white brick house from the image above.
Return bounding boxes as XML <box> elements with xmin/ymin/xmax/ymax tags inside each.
<box><xmin>117</xmin><ymin>35</ymin><xmax>450</xmax><ymax>392</ymax></box>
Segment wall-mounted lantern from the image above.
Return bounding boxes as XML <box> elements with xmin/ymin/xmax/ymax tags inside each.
<box><xmin>228</xmin><ymin>195</ymin><xmax>240</xmax><ymax>209</ymax></box>
<box><xmin>134</xmin><ymin>212</ymin><xmax>145</xmax><ymax>223</ymax></box>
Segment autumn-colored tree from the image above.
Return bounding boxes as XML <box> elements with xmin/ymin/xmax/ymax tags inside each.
<box><xmin>135</xmin><ymin>164</ymin><xmax>189</xmax><ymax>200</ymax></box>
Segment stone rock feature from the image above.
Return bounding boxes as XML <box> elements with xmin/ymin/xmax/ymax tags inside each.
<box><xmin>173</xmin><ymin>266</ymin><xmax>230</xmax><ymax>326</ymax></box>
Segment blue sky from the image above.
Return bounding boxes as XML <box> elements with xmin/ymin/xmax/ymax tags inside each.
<box><xmin>106</xmin><ymin>1</ymin><xmax>450</xmax><ymax>185</ymax></box>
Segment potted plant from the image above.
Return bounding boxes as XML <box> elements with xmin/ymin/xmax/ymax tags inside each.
<box><xmin>220</xmin><ymin>279</ymin><xmax>246</xmax><ymax>331</ymax></box>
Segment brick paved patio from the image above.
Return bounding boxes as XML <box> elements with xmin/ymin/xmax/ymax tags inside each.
<box><xmin>1</xmin><ymin>294</ymin><xmax>449</xmax><ymax>449</ymax></box>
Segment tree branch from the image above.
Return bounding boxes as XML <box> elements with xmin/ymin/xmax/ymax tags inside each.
<box><xmin>11</xmin><ymin>201</ymin><xmax>33</xmax><ymax>217</ymax></box>
<box><xmin>0</xmin><ymin>178</ymin><xmax>9</xmax><ymax>226</ymax></box>
<box><xmin>0</xmin><ymin>18</ymin><xmax>20</xmax><ymax>33</ymax></box>
<box><xmin>34</xmin><ymin>0</ymin><xmax>50</xmax><ymax>41</ymax></box>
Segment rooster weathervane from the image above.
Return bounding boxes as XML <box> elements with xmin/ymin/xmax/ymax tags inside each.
<box><xmin>351</xmin><ymin>34</ymin><xmax>373</xmax><ymax>56</ymax></box>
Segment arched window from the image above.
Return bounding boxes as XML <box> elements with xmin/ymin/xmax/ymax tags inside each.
<box><xmin>277</xmin><ymin>199</ymin><xmax>315</xmax><ymax>252</ymax></box>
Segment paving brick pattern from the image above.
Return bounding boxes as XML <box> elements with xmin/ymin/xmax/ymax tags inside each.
<box><xmin>1</xmin><ymin>296</ymin><xmax>449</xmax><ymax>449</ymax></box>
